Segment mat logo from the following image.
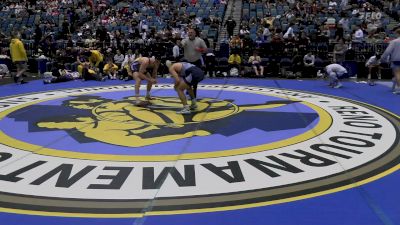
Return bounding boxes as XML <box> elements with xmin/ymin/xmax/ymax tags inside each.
<box><xmin>35</xmin><ymin>95</ymin><xmax>298</xmax><ymax>147</ymax></box>
<box><xmin>0</xmin><ymin>84</ymin><xmax>398</xmax><ymax>217</ymax></box>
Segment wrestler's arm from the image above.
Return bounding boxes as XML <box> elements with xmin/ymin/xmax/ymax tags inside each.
<box><xmin>169</xmin><ymin>64</ymin><xmax>181</xmax><ymax>88</ymax></box>
<box><xmin>137</xmin><ymin>60</ymin><xmax>153</xmax><ymax>82</ymax></box>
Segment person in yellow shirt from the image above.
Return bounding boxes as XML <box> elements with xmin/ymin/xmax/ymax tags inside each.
<box><xmin>9</xmin><ymin>32</ymin><xmax>28</xmax><ymax>84</ymax></box>
<box><xmin>76</xmin><ymin>54</ymin><xmax>105</xmax><ymax>81</ymax></box>
<box><xmin>103</xmin><ymin>58</ymin><xmax>119</xmax><ymax>80</ymax></box>
<box><xmin>82</xmin><ymin>49</ymin><xmax>104</xmax><ymax>75</ymax></box>
<box><xmin>228</xmin><ymin>53</ymin><xmax>242</xmax><ymax>76</ymax></box>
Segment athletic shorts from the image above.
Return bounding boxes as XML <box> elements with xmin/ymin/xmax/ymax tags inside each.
<box><xmin>391</xmin><ymin>61</ymin><xmax>400</xmax><ymax>70</ymax></box>
<box><xmin>337</xmin><ymin>72</ymin><xmax>349</xmax><ymax>79</ymax></box>
<box><xmin>130</xmin><ymin>62</ymin><xmax>140</xmax><ymax>72</ymax></box>
<box><xmin>183</xmin><ymin>66</ymin><xmax>205</xmax><ymax>86</ymax></box>
<box><xmin>15</xmin><ymin>61</ymin><xmax>27</xmax><ymax>69</ymax></box>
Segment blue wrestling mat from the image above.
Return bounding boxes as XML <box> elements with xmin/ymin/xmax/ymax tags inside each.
<box><xmin>0</xmin><ymin>78</ymin><xmax>399</xmax><ymax>225</ymax></box>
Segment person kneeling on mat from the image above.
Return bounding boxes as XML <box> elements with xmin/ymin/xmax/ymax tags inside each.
<box><xmin>325</xmin><ymin>63</ymin><xmax>348</xmax><ymax>88</ymax></box>
<box><xmin>167</xmin><ymin>61</ymin><xmax>205</xmax><ymax>114</ymax></box>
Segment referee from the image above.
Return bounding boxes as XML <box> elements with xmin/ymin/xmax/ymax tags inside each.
<box><xmin>180</xmin><ymin>28</ymin><xmax>207</xmax><ymax>97</ymax></box>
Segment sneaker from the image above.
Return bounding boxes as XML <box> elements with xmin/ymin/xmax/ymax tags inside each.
<box><xmin>393</xmin><ymin>90</ymin><xmax>400</xmax><ymax>95</ymax></box>
<box><xmin>100</xmin><ymin>77</ymin><xmax>106</xmax><ymax>82</ymax></box>
<box><xmin>19</xmin><ymin>80</ymin><xmax>29</xmax><ymax>85</ymax></box>
<box><xmin>333</xmin><ymin>83</ymin><xmax>343</xmax><ymax>89</ymax></box>
<box><xmin>13</xmin><ymin>76</ymin><xmax>19</xmax><ymax>83</ymax></box>
<box><xmin>43</xmin><ymin>80</ymin><xmax>51</xmax><ymax>84</ymax></box>
<box><xmin>145</xmin><ymin>95</ymin><xmax>154</xmax><ymax>101</ymax></box>
<box><xmin>190</xmin><ymin>103</ymin><xmax>198</xmax><ymax>110</ymax></box>
<box><xmin>176</xmin><ymin>107</ymin><xmax>191</xmax><ymax>114</ymax></box>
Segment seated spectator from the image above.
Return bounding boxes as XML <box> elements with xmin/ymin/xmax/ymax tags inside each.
<box><xmin>228</xmin><ymin>53</ymin><xmax>242</xmax><ymax>76</ymax></box>
<box><xmin>283</xmin><ymin>23</ymin><xmax>295</xmax><ymax>39</ymax></box>
<box><xmin>303</xmin><ymin>52</ymin><xmax>316</xmax><ymax>77</ymax></box>
<box><xmin>297</xmin><ymin>32</ymin><xmax>310</xmax><ymax>54</ymax></box>
<box><xmin>239</xmin><ymin>25</ymin><xmax>250</xmax><ymax>35</ymax></box>
<box><xmin>121</xmin><ymin>49</ymin><xmax>136</xmax><ymax>69</ymax></box>
<box><xmin>113</xmin><ymin>49</ymin><xmax>125</xmax><ymax>68</ymax></box>
<box><xmin>103</xmin><ymin>58</ymin><xmax>119</xmax><ymax>80</ymax></box>
<box><xmin>292</xmin><ymin>49</ymin><xmax>304</xmax><ymax>77</ymax></box>
<box><xmin>248</xmin><ymin>51</ymin><xmax>264</xmax><ymax>76</ymax></box>
<box><xmin>263</xmin><ymin>24</ymin><xmax>272</xmax><ymax>43</ymax></box>
<box><xmin>353</xmin><ymin>25</ymin><xmax>364</xmax><ymax>42</ymax></box>
<box><xmin>230</xmin><ymin>35</ymin><xmax>243</xmax><ymax>54</ymax></box>
<box><xmin>255</xmin><ymin>32</ymin><xmax>265</xmax><ymax>46</ymax></box>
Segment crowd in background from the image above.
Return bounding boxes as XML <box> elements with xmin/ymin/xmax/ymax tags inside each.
<box><xmin>0</xmin><ymin>0</ymin><xmax>400</xmax><ymax>82</ymax></box>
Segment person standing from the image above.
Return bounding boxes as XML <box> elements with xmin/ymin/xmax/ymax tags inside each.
<box><xmin>365</xmin><ymin>53</ymin><xmax>382</xmax><ymax>86</ymax></box>
<box><xmin>381</xmin><ymin>27</ymin><xmax>400</xmax><ymax>94</ymax></box>
<box><xmin>180</xmin><ymin>28</ymin><xmax>207</xmax><ymax>97</ymax></box>
<box><xmin>10</xmin><ymin>31</ymin><xmax>28</xmax><ymax>84</ymax></box>
<box><xmin>225</xmin><ymin>16</ymin><xmax>236</xmax><ymax>39</ymax></box>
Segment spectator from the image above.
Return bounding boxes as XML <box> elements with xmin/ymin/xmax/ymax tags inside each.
<box><xmin>225</xmin><ymin>16</ymin><xmax>237</xmax><ymax>39</ymax></box>
<box><xmin>333</xmin><ymin>38</ymin><xmax>347</xmax><ymax>63</ymax></box>
<box><xmin>283</xmin><ymin>23</ymin><xmax>295</xmax><ymax>39</ymax></box>
<box><xmin>303</xmin><ymin>52</ymin><xmax>316</xmax><ymax>77</ymax></box>
<box><xmin>103</xmin><ymin>58</ymin><xmax>119</xmax><ymax>80</ymax></box>
<box><xmin>353</xmin><ymin>25</ymin><xmax>364</xmax><ymax>42</ymax></box>
<box><xmin>229</xmin><ymin>35</ymin><xmax>243</xmax><ymax>54</ymax></box>
<box><xmin>82</xmin><ymin>49</ymin><xmax>104</xmax><ymax>75</ymax></box>
<box><xmin>228</xmin><ymin>53</ymin><xmax>241</xmax><ymax>76</ymax></box>
<box><xmin>263</xmin><ymin>24</ymin><xmax>272</xmax><ymax>43</ymax></box>
<box><xmin>77</xmin><ymin>56</ymin><xmax>105</xmax><ymax>82</ymax></box>
<box><xmin>292</xmin><ymin>49</ymin><xmax>304</xmax><ymax>77</ymax></box>
<box><xmin>205</xmin><ymin>48</ymin><xmax>216</xmax><ymax>77</ymax></box>
<box><xmin>9</xmin><ymin>31</ymin><xmax>28</xmax><ymax>84</ymax></box>
<box><xmin>172</xmin><ymin>39</ymin><xmax>181</xmax><ymax>61</ymax></box>
<box><xmin>365</xmin><ymin>53</ymin><xmax>382</xmax><ymax>85</ymax></box>
<box><xmin>121</xmin><ymin>49</ymin><xmax>136</xmax><ymax>70</ymax></box>
<box><xmin>113</xmin><ymin>49</ymin><xmax>125</xmax><ymax>68</ymax></box>
<box><xmin>248</xmin><ymin>51</ymin><xmax>264</xmax><ymax>76</ymax></box>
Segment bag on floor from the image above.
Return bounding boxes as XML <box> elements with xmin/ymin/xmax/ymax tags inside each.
<box><xmin>0</xmin><ymin>64</ymin><xmax>9</xmax><ymax>75</ymax></box>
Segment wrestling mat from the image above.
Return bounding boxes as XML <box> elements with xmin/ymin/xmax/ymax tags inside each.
<box><xmin>0</xmin><ymin>78</ymin><xmax>399</xmax><ymax>225</ymax></box>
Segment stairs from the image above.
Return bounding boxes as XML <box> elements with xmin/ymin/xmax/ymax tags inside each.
<box><xmin>216</xmin><ymin>0</ymin><xmax>242</xmax><ymax>50</ymax></box>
